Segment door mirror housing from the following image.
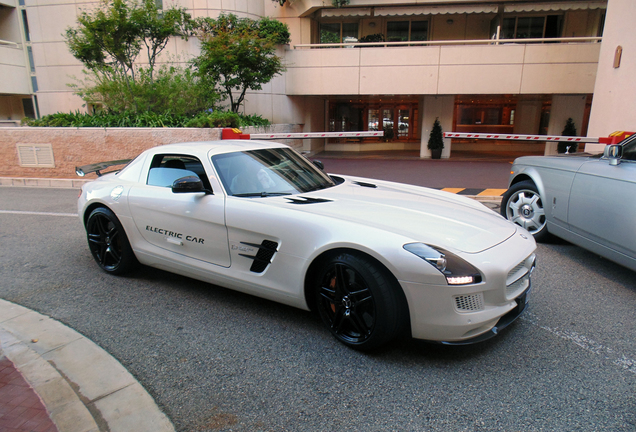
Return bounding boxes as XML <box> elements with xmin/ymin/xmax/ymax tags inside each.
<box><xmin>172</xmin><ymin>176</ymin><xmax>211</xmax><ymax>194</ymax></box>
<box><xmin>604</xmin><ymin>144</ymin><xmax>622</xmax><ymax>166</ymax></box>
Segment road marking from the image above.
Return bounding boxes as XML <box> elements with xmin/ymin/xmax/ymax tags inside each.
<box><xmin>522</xmin><ymin>312</ymin><xmax>636</xmax><ymax>375</ymax></box>
<box><xmin>442</xmin><ymin>188</ymin><xmax>465</xmax><ymax>194</ymax></box>
<box><xmin>0</xmin><ymin>210</ymin><xmax>78</xmax><ymax>217</ymax></box>
<box><xmin>477</xmin><ymin>188</ymin><xmax>506</xmax><ymax>196</ymax></box>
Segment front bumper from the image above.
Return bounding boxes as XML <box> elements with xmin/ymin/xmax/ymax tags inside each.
<box><xmin>400</xmin><ymin>229</ymin><xmax>536</xmax><ymax>343</ymax></box>
<box><xmin>439</xmin><ymin>286</ymin><xmax>530</xmax><ymax>345</ymax></box>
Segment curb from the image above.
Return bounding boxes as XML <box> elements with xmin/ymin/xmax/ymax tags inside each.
<box><xmin>0</xmin><ymin>300</ymin><xmax>175</xmax><ymax>432</ymax></box>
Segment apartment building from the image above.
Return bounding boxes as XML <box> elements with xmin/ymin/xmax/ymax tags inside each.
<box><xmin>1</xmin><ymin>0</ymin><xmax>633</xmax><ymax>157</ymax></box>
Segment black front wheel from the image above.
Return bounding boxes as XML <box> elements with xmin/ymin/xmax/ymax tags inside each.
<box><xmin>315</xmin><ymin>253</ymin><xmax>408</xmax><ymax>350</ymax></box>
<box><xmin>86</xmin><ymin>207</ymin><xmax>137</xmax><ymax>275</ymax></box>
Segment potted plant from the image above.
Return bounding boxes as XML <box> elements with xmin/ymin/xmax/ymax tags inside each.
<box><xmin>428</xmin><ymin>118</ymin><xmax>444</xmax><ymax>159</ymax></box>
<box><xmin>558</xmin><ymin>118</ymin><xmax>578</xmax><ymax>153</ymax></box>
<box><xmin>359</xmin><ymin>33</ymin><xmax>385</xmax><ymax>46</ymax></box>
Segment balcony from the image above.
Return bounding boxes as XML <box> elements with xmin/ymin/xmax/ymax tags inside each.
<box><xmin>0</xmin><ymin>42</ymin><xmax>31</xmax><ymax>94</ymax></box>
<box><xmin>285</xmin><ymin>37</ymin><xmax>601</xmax><ymax>96</ymax></box>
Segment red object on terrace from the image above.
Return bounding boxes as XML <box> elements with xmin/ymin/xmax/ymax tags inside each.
<box><xmin>598</xmin><ymin>131</ymin><xmax>634</xmax><ymax>145</ymax></box>
<box><xmin>221</xmin><ymin>128</ymin><xmax>251</xmax><ymax>140</ymax></box>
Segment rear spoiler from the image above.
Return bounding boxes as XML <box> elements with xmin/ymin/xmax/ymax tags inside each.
<box><xmin>75</xmin><ymin>159</ymin><xmax>132</xmax><ymax>177</ymax></box>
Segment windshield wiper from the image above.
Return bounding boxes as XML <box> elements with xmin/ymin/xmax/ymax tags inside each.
<box><xmin>233</xmin><ymin>192</ymin><xmax>292</xmax><ymax>198</ymax></box>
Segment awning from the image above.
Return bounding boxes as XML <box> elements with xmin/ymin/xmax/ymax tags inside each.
<box><xmin>321</xmin><ymin>7</ymin><xmax>372</xmax><ymax>18</ymax></box>
<box><xmin>504</xmin><ymin>2</ymin><xmax>606</xmax><ymax>13</ymax></box>
<box><xmin>375</xmin><ymin>4</ymin><xmax>499</xmax><ymax>17</ymax></box>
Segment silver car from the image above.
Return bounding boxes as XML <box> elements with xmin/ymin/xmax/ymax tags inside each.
<box><xmin>501</xmin><ymin>133</ymin><xmax>636</xmax><ymax>272</ymax></box>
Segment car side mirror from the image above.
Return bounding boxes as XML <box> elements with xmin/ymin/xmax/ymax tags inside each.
<box><xmin>172</xmin><ymin>176</ymin><xmax>210</xmax><ymax>194</ymax></box>
<box><xmin>313</xmin><ymin>160</ymin><xmax>325</xmax><ymax>171</ymax></box>
<box><xmin>604</xmin><ymin>144</ymin><xmax>622</xmax><ymax>166</ymax></box>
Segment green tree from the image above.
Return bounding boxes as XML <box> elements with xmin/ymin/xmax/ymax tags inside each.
<box><xmin>428</xmin><ymin>118</ymin><xmax>444</xmax><ymax>150</ymax></box>
<box><xmin>65</xmin><ymin>0</ymin><xmax>196</xmax><ymax>111</ymax></box>
<box><xmin>193</xmin><ymin>14</ymin><xmax>290</xmax><ymax>113</ymax></box>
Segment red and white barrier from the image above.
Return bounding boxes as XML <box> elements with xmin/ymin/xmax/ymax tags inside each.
<box><xmin>443</xmin><ymin>132</ymin><xmax>599</xmax><ymax>143</ymax></box>
<box><xmin>222</xmin><ymin>128</ymin><xmax>384</xmax><ymax>140</ymax></box>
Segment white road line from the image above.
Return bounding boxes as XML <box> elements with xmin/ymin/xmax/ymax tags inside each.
<box><xmin>0</xmin><ymin>210</ymin><xmax>78</xmax><ymax>217</ymax></box>
<box><xmin>522</xmin><ymin>312</ymin><xmax>636</xmax><ymax>375</ymax></box>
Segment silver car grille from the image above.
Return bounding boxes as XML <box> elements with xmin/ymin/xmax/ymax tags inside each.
<box><xmin>505</xmin><ymin>254</ymin><xmax>535</xmax><ymax>299</ymax></box>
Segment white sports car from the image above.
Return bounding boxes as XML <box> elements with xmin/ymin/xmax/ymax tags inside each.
<box><xmin>77</xmin><ymin>140</ymin><xmax>536</xmax><ymax>350</ymax></box>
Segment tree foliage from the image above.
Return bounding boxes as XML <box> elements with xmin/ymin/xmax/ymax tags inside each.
<box><xmin>428</xmin><ymin>118</ymin><xmax>444</xmax><ymax>150</ymax></box>
<box><xmin>65</xmin><ymin>0</ymin><xmax>199</xmax><ymax>112</ymax></box>
<box><xmin>193</xmin><ymin>14</ymin><xmax>290</xmax><ymax>113</ymax></box>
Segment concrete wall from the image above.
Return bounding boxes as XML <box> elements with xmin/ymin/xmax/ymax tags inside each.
<box><xmin>0</xmin><ymin>124</ymin><xmax>301</xmax><ymax>180</ymax></box>
<box><xmin>285</xmin><ymin>42</ymin><xmax>601</xmax><ymax>96</ymax></box>
<box><xmin>587</xmin><ymin>0</ymin><xmax>636</xmax><ymax>152</ymax></box>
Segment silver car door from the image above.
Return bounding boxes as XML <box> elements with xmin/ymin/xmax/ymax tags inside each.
<box><xmin>568</xmin><ymin>147</ymin><xmax>636</xmax><ymax>258</ymax></box>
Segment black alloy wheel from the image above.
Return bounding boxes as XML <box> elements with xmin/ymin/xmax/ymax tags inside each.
<box><xmin>315</xmin><ymin>253</ymin><xmax>407</xmax><ymax>350</ymax></box>
<box><xmin>86</xmin><ymin>207</ymin><xmax>137</xmax><ymax>275</ymax></box>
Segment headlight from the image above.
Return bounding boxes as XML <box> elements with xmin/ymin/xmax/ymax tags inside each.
<box><xmin>403</xmin><ymin>243</ymin><xmax>482</xmax><ymax>285</ymax></box>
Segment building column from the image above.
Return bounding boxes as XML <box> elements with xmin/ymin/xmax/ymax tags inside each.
<box><xmin>513</xmin><ymin>96</ymin><xmax>543</xmax><ymax>135</ymax></box>
<box><xmin>420</xmin><ymin>95</ymin><xmax>455</xmax><ymax>159</ymax></box>
<box><xmin>545</xmin><ymin>95</ymin><xmax>587</xmax><ymax>155</ymax></box>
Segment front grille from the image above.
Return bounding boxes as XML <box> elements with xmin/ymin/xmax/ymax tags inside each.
<box><xmin>454</xmin><ymin>293</ymin><xmax>484</xmax><ymax>312</ymax></box>
<box><xmin>505</xmin><ymin>254</ymin><xmax>535</xmax><ymax>299</ymax></box>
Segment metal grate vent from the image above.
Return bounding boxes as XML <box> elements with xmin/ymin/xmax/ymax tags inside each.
<box><xmin>239</xmin><ymin>240</ymin><xmax>279</xmax><ymax>273</ymax></box>
<box><xmin>454</xmin><ymin>293</ymin><xmax>484</xmax><ymax>312</ymax></box>
<box><xmin>17</xmin><ymin>144</ymin><xmax>55</xmax><ymax>168</ymax></box>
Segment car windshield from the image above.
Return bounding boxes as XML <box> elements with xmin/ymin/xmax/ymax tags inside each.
<box><xmin>212</xmin><ymin>148</ymin><xmax>335</xmax><ymax>197</ymax></box>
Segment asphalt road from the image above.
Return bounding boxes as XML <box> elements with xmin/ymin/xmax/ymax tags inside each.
<box><xmin>1</xmin><ymin>186</ymin><xmax>635</xmax><ymax>432</ymax></box>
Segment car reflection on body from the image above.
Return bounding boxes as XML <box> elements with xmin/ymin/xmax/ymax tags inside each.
<box><xmin>501</xmin><ymin>133</ymin><xmax>636</xmax><ymax>272</ymax></box>
<box><xmin>77</xmin><ymin>140</ymin><xmax>536</xmax><ymax>350</ymax></box>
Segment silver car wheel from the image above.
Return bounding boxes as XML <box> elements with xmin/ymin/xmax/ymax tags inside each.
<box><xmin>505</xmin><ymin>188</ymin><xmax>546</xmax><ymax>236</ymax></box>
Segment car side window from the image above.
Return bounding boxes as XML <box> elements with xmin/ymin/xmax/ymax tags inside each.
<box><xmin>147</xmin><ymin>154</ymin><xmax>212</xmax><ymax>189</ymax></box>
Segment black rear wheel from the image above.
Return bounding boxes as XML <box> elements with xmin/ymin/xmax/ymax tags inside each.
<box><xmin>86</xmin><ymin>207</ymin><xmax>137</xmax><ymax>275</ymax></box>
<box><xmin>315</xmin><ymin>253</ymin><xmax>408</xmax><ymax>350</ymax></box>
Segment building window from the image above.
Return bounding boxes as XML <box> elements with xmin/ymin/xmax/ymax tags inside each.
<box><xmin>21</xmin><ymin>10</ymin><xmax>31</xmax><ymax>42</ymax></box>
<box><xmin>320</xmin><ymin>22</ymin><xmax>359</xmax><ymax>43</ymax></box>
<box><xmin>387</xmin><ymin>20</ymin><xmax>428</xmax><ymax>42</ymax></box>
<box><xmin>502</xmin><ymin>15</ymin><xmax>562</xmax><ymax>40</ymax></box>
<box><xmin>329</xmin><ymin>100</ymin><xmax>420</xmax><ymax>142</ymax></box>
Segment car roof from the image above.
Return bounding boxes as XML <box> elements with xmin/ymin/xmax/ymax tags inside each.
<box><xmin>148</xmin><ymin>140</ymin><xmax>289</xmax><ymax>157</ymax></box>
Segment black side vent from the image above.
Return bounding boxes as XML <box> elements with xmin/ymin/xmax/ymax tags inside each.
<box><xmin>353</xmin><ymin>181</ymin><xmax>377</xmax><ymax>188</ymax></box>
<box><xmin>239</xmin><ymin>240</ymin><xmax>279</xmax><ymax>273</ymax></box>
<box><xmin>285</xmin><ymin>196</ymin><xmax>333</xmax><ymax>205</ymax></box>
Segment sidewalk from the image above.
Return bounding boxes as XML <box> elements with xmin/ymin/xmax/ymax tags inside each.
<box><xmin>0</xmin><ymin>300</ymin><xmax>174</xmax><ymax>432</ymax></box>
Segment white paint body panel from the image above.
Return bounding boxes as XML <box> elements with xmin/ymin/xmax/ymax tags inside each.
<box><xmin>79</xmin><ymin>141</ymin><xmax>537</xmax><ymax>343</ymax></box>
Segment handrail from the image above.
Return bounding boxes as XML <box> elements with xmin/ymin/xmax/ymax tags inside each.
<box><xmin>0</xmin><ymin>39</ymin><xmax>19</xmax><ymax>47</ymax></box>
<box><xmin>293</xmin><ymin>36</ymin><xmax>602</xmax><ymax>49</ymax></box>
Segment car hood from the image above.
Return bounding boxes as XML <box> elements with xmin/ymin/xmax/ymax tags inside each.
<box><xmin>272</xmin><ymin>175</ymin><xmax>517</xmax><ymax>254</ymax></box>
<box><xmin>512</xmin><ymin>153</ymin><xmax>599</xmax><ymax>171</ymax></box>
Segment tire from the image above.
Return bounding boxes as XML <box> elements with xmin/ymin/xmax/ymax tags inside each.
<box><xmin>86</xmin><ymin>207</ymin><xmax>137</xmax><ymax>275</ymax></box>
<box><xmin>501</xmin><ymin>180</ymin><xmax>549</xmax><ymax>242</ymax></box>
<box><xmin>314</xmin><ymin>253</ymin><xmax>408</xmax><ymax>351</ymax></box>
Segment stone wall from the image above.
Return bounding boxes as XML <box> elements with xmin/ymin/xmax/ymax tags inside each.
<box><xmin>0</xmin><ymin>125</ymin><xmax>302</xmax><ymax>181</ymax></box>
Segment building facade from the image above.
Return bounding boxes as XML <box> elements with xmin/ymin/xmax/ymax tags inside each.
<box><xmin>1</xmin><ymin>0</ymin><xmax>633</xmax><ymax>157</ymax></box>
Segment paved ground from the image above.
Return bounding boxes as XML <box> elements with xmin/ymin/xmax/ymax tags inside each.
<box><xmin>5</xmin><ymin>150</ymin><xmax>632</xmax><ymax>432</ymax></box>
<box><xmin>0</xmin><ymin>152</ymin><xmax>512</xmax><ymax>432</ymax></box>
